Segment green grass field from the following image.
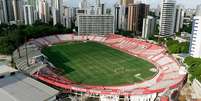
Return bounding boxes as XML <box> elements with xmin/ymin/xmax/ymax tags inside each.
<box><xmin>42</xmin><ymin>41</ymin><xmax>156</xmax><ymax>86</ymax></box>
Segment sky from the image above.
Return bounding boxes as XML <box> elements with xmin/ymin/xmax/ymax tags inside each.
<box><xmin>65</xmin><ymin>0</ymin><xmax>201</xmax><ymax>9</ymax></box>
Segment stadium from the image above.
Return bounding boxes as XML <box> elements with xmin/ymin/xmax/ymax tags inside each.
<box><xmin>13</xmin><ymin>34</ymin><xmax>187</xmax><ymax>101</ymax></box>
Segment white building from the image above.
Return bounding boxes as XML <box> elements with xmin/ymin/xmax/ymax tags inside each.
<box><xmin>24</xmin><ymin>5</ymin><xmax>34</xmax><ymax>25</ymax></box>
<box><xmin>89</xmin><ymin>6</ymin><xmax>95</xmax><ymax>15</ymax></box>
<box><xmin>159</xmin><ymin>0</ymin><xmax>176</xmax><ymax>36</ymax></box>
<box><xmin>95</xmin><ymin>0</ymin><xmax>102</xmax><ymax>15</ymax></box>
<box><xmin>62</xmin><ymin>6</ymin><xmax>72</xmax><ymax>28</ymax></box>
<box><xmin>63</xmin><ymin>6</ymin><xmax>71</xmax><ymax>17</ymax></box>
<box><xmin>142</xmin><ymin>16</ymin><xmax>155</xmax><ymax>39</ymax></box>
<box><xmin>39</xmin><ymin>0</ymin><xmax>50</xmax><ymax>23</ymax></box>
<box><xmin>12</xmin><ymin>0</ymin><xmax>24</xmax><ymax>24</ymax></box>
<box><xmin>185</xmin><ymin>8</ymin><xmax>196</xmax><ymax>18</ymax></box>
<box><xmin>189</xmin><ymin>5</ymin><xmax>201</xmax><ymax>58</ymax></box>
<box><xmin>27</xmin><ymin>0</ymin><xmax>39</xmax><ymax>21</ymax></box>
<box><xmin>119</xmin><ymin>4</ymin><xmax>127</xmax><ymax>30</ymax></box>
<box><xmin>79</xmin><ymin>0</ymin><xmax>88</xmax><ymax>10</ymax></box>
<box><xmin>52</xmin><ymin>0</ymin><xmax>63</xmax><ymax>25</ymax></box>
<box><xmin>174</xmin><ymin>5</ymin><xmax>185</xmax><ymax>33</ymax></box>
<box><xmin>78</xmin><ymin>15</ymin><xmax>114</xmax><ymax>35</ymax></box>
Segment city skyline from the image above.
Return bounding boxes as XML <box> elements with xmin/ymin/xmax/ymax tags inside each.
<box><xmin>65</xmin><ymin>0</ymin><xmax>201</xmax><ymax>8</ymax></box>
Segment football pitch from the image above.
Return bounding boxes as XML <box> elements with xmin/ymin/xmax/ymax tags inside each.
<box><xmin>42</xmin><ymin>41</ymin><xmax>156</xmax><ymax>86</ymax></box>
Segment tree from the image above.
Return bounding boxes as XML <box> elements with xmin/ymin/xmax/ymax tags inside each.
<box><xmin>176</xmin><ymin>32</ymin><xmax>181</xmax><ymax>36</ymax></box>
<box><xmin>116</xmin><ymin>29</ymin><xmax>134</xmax><ymax>38</ymax></box>
<box><xmin>0</xmin><ymin>23</ymin><xmax>73</xmax><ymax>55</ymax></box>
<box><xmin>154</xmin><ymin>24</ymin><xmax>159</xmax><ymax>35</ymax></box>
<box><xmin>180</xmin><ymin>23</ymin><xmax>192</xmax><ymax>33</ymax></box>
<box><xmin>184</xmin><ymin>56</ymin><xmax>201</xmax><ymax>81</ymax></box>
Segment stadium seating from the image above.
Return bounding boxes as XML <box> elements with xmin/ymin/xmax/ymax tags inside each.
<box><xmin>57</xmin><ymin>34</ymin><xmax>74</xmax><ymax>42</ymax></box>
<box><xmin>43</xmin><ymin>36</ymin><xmax>60</xmax><ymax>44</ymax></box>
<box><xmin>13</xmin><ymin>34</ymin><xmax>187</xmax><ymax>101</ymax></box>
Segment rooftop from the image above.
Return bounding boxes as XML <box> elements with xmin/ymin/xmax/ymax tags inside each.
<box><xmin>0</xmin><ymin>65</ymin><xmax>59</xmax><ymax>101</ymax></box>
<box><xmin>0</xmin><ymin>65</ymin><xmax>17</xmax><ymax>76</ymax></box>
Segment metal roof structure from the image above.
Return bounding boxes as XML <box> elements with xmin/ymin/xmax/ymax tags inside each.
<box><xmin>0</xmin><ymin>65</ymin><xmax>17</xmax><ymax>75</ymax></box>
<box><xmin>0</xmin><ymin>65</ymin><xmax>59</xmax><ymax>101</ymax></box>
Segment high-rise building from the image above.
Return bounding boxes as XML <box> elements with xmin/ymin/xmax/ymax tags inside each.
<box><xmin>24</xmin><ymin>5</ymin><xmax>34</xmax><ymax>25</ymax></box>
<box><xmin>101</xmin><ymin>4</ymin><xmax>105</xmax><ymax>15</ymax></box>
<box><xmin>106</xmin><ymin>8</ymin><xmax>112</xmax><ymax>15</ymax></box>
<box><xmin>119</xmin><ymin>0</ymin><xmax>134</xmax><ymax>30</ymax></box>
<box><xmin>12</xmin><ymin>0</ymin><xmax>24</xmax><ymax>24</ymax></box>
<box><xmin>96</xmin><ymin>0</ymin><xmax>101</xmax><ymax>6</ymax></box>
<box><xmin>63</xmin><ymin>6</ymin><xmax>72</xmax><ymax>28</ymax></box>
<box><xmin>142</xmin><ymin>16</ymin><xmax>156</xmax><ymax>39</ymax></box>
<box><xmin>189</xmin><ymin>5</ymin><xmax>201</xmax><ymax>58</ymax></box>
<box><xmin>79</xmin><ymin>0</ymin><xmax>87</xmax><ymax>10</ymax></box>
<box><xmin>95</xmin><ymin>0</ymin><xmax>101</xmax><ymax>15</ymax></box>
<box><xmin>39</xmin><ymin>0</ymin><xmax>49</xmax><ymax>23</ymax></box>
<box><xmin>196</xmin><ymin>4</ymin><xmax>201</xmax><ymax>16</ymax></box>
<box><xmin>27</xmin><ymin>0</ymin><xmax>39</xmax><ymax>11</ymax></box>
<box><xmin>159</xmin><ymin>0</ymin><xmax>176</xmax><ymax>36</ymax></box>
<box><xmin>52</xmin><ymin>0</ymin><xmax>63</xmax><ymax>25</ymax></box>
<box><xmin>174</xmin><ymin>5</ymin><xmax>184</xmax><ymax>33</ymax></box>
<box><xmin>89</xmin><ymin>6</ymin><xmax>95</xmax><ymax>15</ymax></box>
<box><xmin>63</xmin><ymin>6</ymin><xmax>71</xmax><ymax>17</ymax></box>
<box><xmin>6</xmin><ymin>0</ymin><xmax>15</xmax><ymax>22</ymax></box>
<box><xmin>185</xmin><ymin>8</ymin><xmax>196</xmax><ymax>18</ymax></box>
<box><xmin>0</xmin><ymin>0</ymin><xmax>24</xmax><ymax>24</ymax></box>
<box><xmin>63</xmin><ymin>16</ymin><xmax>71</xmax><ymax>28</ymax></box>
<box><xmin>79</xmin><ymin>0</ymin><xmax>88</xmax><ymax>14</ymax></box>
<box><xmin>0</xmin><ymin>0</ymin><xmax>8</xmax><ymax>24</ymax></box>
<box><xmin>72</xmin><ymin>7</ymin><xmax>78</xmax><ymax>18</ymax></box>
<box><xmin>127</xmin><ymin>3</ymin><xmax>149</xmax><ymax>35</ymax></box>
<box><xmin>70</xmin><ymin>7</ymin><xmax>78</xmax><ymax>25</ymax></box>
<box><xmin>77</xmin><ymin>9</ymin><xmax>87</xmax><ymax>15</ymax></box>
<box><xmin>0</xmin><ymin>1</ymin><xmax>2</xmax><ymax>20</ymax></box>
<box><xmin>27</xmin><ymin>0</ymin><xmax>39</xmax><ymax>21</ymax></box>
<box><xmin>120</xmin><ymin>0</ymin><xmax>134</xmax><ymax>5</ymax></box>
<box><xmin>114</xmin><ymin>3</ymin><xmax>120</xmax><ymax>31</ymax></box>
<box><xmin>0</xmin><ymin>0</ymin><xmax>15</xmax><ymax>23</ymax></box>
<box><xmin>78</xmin><ymin>15</ymin><xmax>114</xmax><ymax>35</ymax></box>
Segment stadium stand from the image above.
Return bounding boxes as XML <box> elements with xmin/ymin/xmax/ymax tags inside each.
<box><xmin>13</xmin><ymin>34</ymin><xmax>187</xmax><ymax>101</ymax></box>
